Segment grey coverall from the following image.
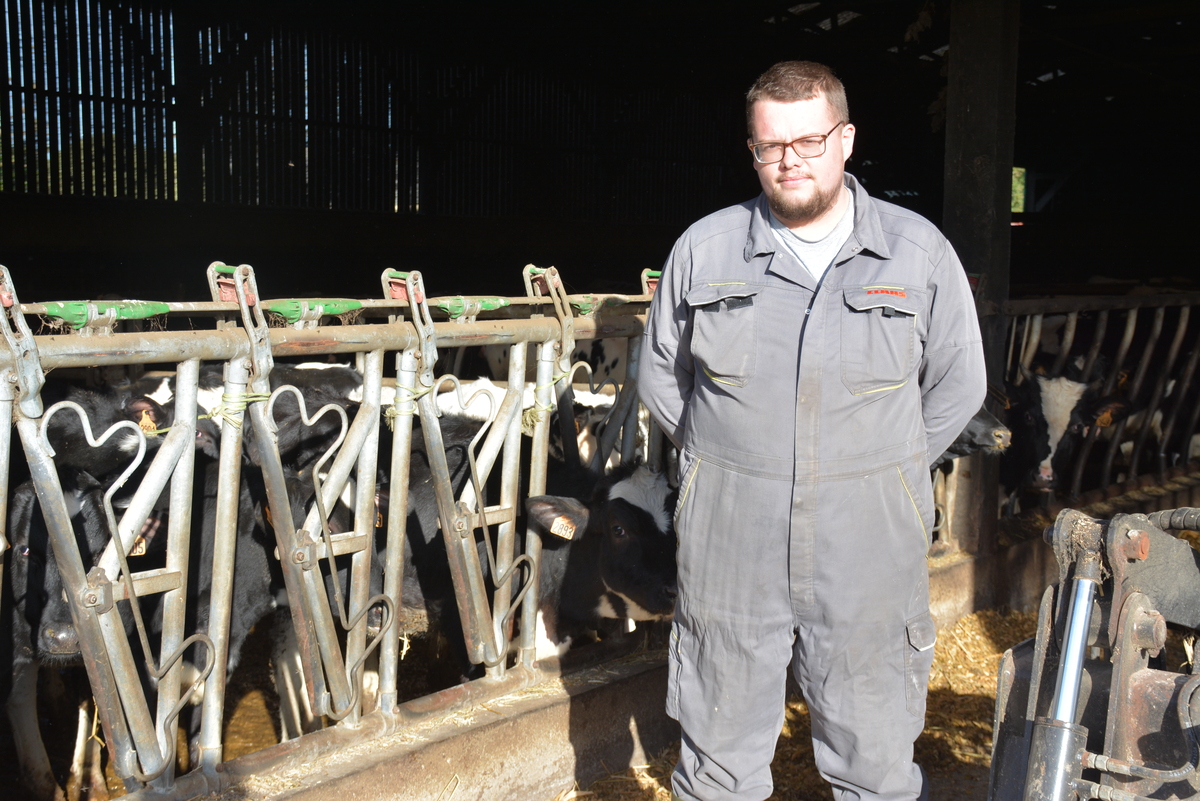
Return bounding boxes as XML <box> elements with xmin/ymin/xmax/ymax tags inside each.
<box><xmin>639</xmin><ymin>175</ymin><xmax>986</xmax><ymax>801</ymax></box>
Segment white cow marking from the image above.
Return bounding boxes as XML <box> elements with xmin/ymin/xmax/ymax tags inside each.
<box><xmin>434</xmin><ymin>377</ymin><xmax>536</xmax><ymax>421</ymax></box>
<box><xmin>607</xmin><ymin>467</ymin><xmax>670</xmax><ymax>535</ymax></box>
<box><xmin>348</xmin><ymin>385</ymin><xmax>397</xmax><ymax>405</ymax></box>
<box><xmin>597</xmin><ymin>588</ymin><xmax>660</xmax><ymax>622</ymax></box>
<box><xmin>534</xmin><ymin>610</ymin><xmax>572</xmax><ymax>661</ymax></box>
<box><xmin>1037</xmin><ymin>375</ymin><xmax>1088</xmax><ymax>477</ymax></box>
<box><xmin>196</xmin><ymin>387</ymin><xmax>224</xmax><ymax>416</ymax></box>
<box><xmin>144</xmin><ymin>377</ymin><xmax>174</xmax><ymax>406</ymax></box>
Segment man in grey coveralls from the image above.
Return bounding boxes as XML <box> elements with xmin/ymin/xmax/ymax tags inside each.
<box><xmin>638</xmin><ymin>61</ymin><xmax>987</xmax><ymax>800</ymax></box>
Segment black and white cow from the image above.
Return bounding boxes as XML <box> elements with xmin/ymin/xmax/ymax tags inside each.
<box><xmin>930</xmin><ymin>404</ymin><xmax>1012</xmax><ymax>471</ymax></box>
<box><xmin>997</xmin><ymin>361</ymin><xmax>1137</xmax><ymax>502</ymax></box>
<box><xmin>5</xmin><ymin>377</ymin><xmax>186</xmax><ymax>801</ymax></box>
<box><xmin>524</xmin><ymin>461</ymin><xmax>677</xmax><ymax>659</ymax></box>
<box><xmin>41</xmin><ymin>380</ymin><xmax>174</xmax><ymax>481</ymax></box>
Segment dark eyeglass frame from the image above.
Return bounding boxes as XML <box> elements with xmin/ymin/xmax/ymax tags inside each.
<box><xmin>748</xmin><ymin>121</ymin><xmax>847</xmax><ymax>164</ymax></box>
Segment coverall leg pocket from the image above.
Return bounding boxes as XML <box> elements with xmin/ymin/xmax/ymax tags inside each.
<box><xmin>667</xmin><ymin>621</ymin><xmax>683</xmax><ymax>720</ymax></box>
<box><xmin>904</xmin><ymin>611</ymin><xmax>937</xmax><ymax>717</ymax></box>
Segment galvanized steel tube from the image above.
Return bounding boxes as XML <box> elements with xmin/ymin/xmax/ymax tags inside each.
<box><xmin>518</xmin><ymin>341</ymin><xmax>557</xmax><ymax>667</ymax></box>
<box><xmin>379</xmin><ymin>348</ymin><xmax>418</xmax><ymax>713</ymax></box>
<box><xmin>150</xmin><ymin>359</ymin><xmax>200</xmax><ymax>791</ymax></box>
<box><xmin>486</xmin><ymin>340</ymin><xmax>527</xmax><ymax>678</ymax></box>
<box><xmin>343</xmin><ymin>349</ymin><xmax>385</xmax><ymax>723</ymax></box>
<box><xmin>197</xmin><ymin>359</ymin><xmax>251</xmax><ymax>772</ymax></box>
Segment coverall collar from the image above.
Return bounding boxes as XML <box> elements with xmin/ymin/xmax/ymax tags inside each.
<box><xmin>743</xmin><ymin>172</ymin><xmax>893</xmax><ymax>268</ymax></box>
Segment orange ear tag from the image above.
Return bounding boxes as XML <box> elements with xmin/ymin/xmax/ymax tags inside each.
<box><xmin>138</xmin><ymin>409</ymin><xmax>156</xmax><ymax>433</ymax></box>
<box><xmin>550</xmin><ymin>517</ymin><xmax>576</xmax><ymax>540</ymax></box>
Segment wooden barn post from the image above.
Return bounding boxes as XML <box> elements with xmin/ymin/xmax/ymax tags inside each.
<box><xmin>939</xmin><ymin>0</ymin><xmax>1020</xmax><ymax>592</ymax></box>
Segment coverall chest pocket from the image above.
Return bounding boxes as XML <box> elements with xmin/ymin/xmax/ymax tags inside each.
<box><xmin>840</xmin><ymin>285</ymin><xmax>924</xmax><ymax>395</ymax></box>
<box><xmin>687</xmin><ymin>283</ymin><xmax>760</xmax><ymax>388</ymax></box>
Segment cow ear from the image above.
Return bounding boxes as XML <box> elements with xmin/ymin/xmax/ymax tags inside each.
<box><xmin>1091</xmin><ymin>396</ymin><xmax>1130</xmax><ymax>428</ymax></box>
<box><xmin>525</xmin><ymin>495</ymin><xmax>589</xmax><ymax>541</ymax></box>
<box><xmin>125</xmin><ymin>396</ymin><xmax>166</xmax><ymax>432</ymax></box>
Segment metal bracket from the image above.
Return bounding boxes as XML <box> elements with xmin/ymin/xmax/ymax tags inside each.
<box><xmin>262</xmin><ymin>298</ymin><xmax>363</xmax><ymax>329</ymax></box>
<box><xmin>522</xmin><ymin>264</ymin><xmax>575</xmax><ymax>374</ymax></box>
<box><xmin>641</xmin><ymin>268</ymin><xmax>661</xmax><ymax>296</ymax></box>
<box><xmin>81</xmin><ymin>307</ymin><xmax>118</xmax><ymax>336</ymax></box>
<box><xmin>434</xmin><ymin>296</ymin><xmax>510</xmax><ymax>321</ymax></box>
<box><xmin>81</xmin><ymin>567</ymin><xmax>115</xmax><ymax>614</ymax></box>
<box><xmin>290</xmin><ymin>533</ymin><xmax>319</xmax><ymax>571</ymax></box>
<box><xmin>380</xmin><ymin>269</ymin><xmax>410</xmax><ymax>319</ymax></box>
<box><xmin>452</xmin><ymin>500</ymin><xmax>476</xmax><ymax>540</ymax></box>
<box><xmin>207</xmin><ymin>260</ymin><xmax>258</xmax><ymax>331</ymax></box>
<box><xmin>0</xmin><ymin>266</ymin><xmax>46</xmax><ymax>418</ymax></box>
<box><xmin>208</xmin><ymin>263</ymin><xmax>274</xmax><ymax>392</ymax></box>
<box><xmin>39</xmin><ymin>300</ymin><xmax>170</xmax><ymax>336</ymax></box>
<box><xmin>389</xmin><ymin>271</ymin><xmax>437</xmax><ymax>390</ymax></box>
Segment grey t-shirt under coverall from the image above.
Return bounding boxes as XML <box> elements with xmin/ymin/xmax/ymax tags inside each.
<box><xmin>639</xmin><ymin>174</ymin><xmax>986</xmax><ymax>801</ymax></box>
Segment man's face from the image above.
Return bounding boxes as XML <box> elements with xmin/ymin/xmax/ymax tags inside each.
<box><xmin>749</xmin><ymin>96</ymin><xmax>855</xmax><ymax>227</ymax></box>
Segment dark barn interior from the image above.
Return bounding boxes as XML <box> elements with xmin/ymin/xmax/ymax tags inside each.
<box><xmin>2</xmin><ymin>1</ymin><xmax>1196</xmax><ymax>303</ymax></box>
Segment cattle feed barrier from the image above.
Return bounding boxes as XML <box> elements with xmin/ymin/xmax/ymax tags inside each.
<box><xmin>1002</xmin><ymin>292</ymin><xmax>1200</xmax><ymax>501</ymax></box>
<box><xmin>924</xmin><ymin>290</ymin><xmax>1200</xmax><ymax>651</ymax></box>
<box><xmin>0</xmin><ymin>262</ymin><xmax>663</xmax><ymax>801</ymax></box>
<box><xmin>8</xmin><ymin>261</ymin><xmax>1199</xmax><ymax>800</ymax></box>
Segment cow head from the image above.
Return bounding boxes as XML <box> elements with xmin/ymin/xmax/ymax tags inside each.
<box><xmin>525</xmin><ymin>463</ymin><xmax>678</xmax><ymax>626</ymax></box>
<box><xmin>1002</xmin><ymin>372</ymin><xmax>1130</xmax><ymax>492</ymax></box>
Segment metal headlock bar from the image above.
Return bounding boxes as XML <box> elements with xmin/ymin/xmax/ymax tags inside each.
<box><xmin>0</xmin><ymin>262</ymin><xmax>654</xmax><ymax>801</ymax></box>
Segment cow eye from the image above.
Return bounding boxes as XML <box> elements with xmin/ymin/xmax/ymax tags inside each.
<box><xmin>611</xmin><ymin>524</ymin><xmax>626</xmax><ymax>539</ymax></box>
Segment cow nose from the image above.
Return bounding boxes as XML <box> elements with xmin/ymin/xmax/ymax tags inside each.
<box><xmin>995</xmin><ymin>429</ymin><xmax>1012</xmax><ymax>449</ymax></box>
<box><xmin>1031</xmin><ymin>465</ymin><xmax>1055</xmax><ymax>490</ymax></box>
<box><xmin>40</xmin><ymin>625</ymin><xmax>80</xmax><ymax>655</ymax></box>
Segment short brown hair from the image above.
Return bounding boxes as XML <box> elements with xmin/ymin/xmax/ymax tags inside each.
<box><xmin>745</xmin><ymin>61</ymin><xmax>849</xmax><ymax>136</ymax></box>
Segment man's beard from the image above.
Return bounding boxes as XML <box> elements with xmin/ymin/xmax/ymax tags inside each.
<box><xmin>767</xmin><ymin>176</ymin><xmax>841</xmax><ymax>226</ymax></box>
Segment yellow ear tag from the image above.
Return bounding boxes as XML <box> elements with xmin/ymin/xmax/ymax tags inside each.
<box><xmin>130</xmin><ymin>536</ymin><xmax>148</xmax><ymax>557</ymax></box>
<box><xmin>138</xmin><ymin>409</ymin><xmax>156</xmax><ymax>434</ymax></box>
<box><xmin>1096</xmin><ymin>409</ymin><xmax>1114</xmax><ymax>427</ymax></box>
<box><xmin>550</xmin><ymin>516</ymin><xmax>576</xmax><ymax>540</ymax></box>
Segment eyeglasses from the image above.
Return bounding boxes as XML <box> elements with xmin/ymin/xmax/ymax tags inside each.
<box><xmin>748</xmin><ymin>121</ymin><xmax>846</xmax><ymax>164</ymax></box>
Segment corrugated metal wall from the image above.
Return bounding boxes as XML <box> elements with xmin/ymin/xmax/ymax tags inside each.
<box><xmin>1</xmin><ymin>0</ymin><xmax>177</xmax><ymax>200</ymax></box>
<box><xmin>2</xmin><ymin>0</ymin><xmax>738</xmax><ymax>225</ymax></box>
